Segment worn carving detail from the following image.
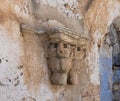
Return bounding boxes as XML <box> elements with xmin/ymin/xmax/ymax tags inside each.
<box><xmin>22</xmin><ymin>26</ymin><xmax>89</xmax><ymax>86</ymax></box>
<box><xmin>42</xmin><ymin>28</ymin><xmax>89</xmax><ymax>85</ymax></box>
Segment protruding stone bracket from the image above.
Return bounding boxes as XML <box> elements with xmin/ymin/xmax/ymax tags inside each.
<box><xmin>42</xmin><ymin>29</ymin><xmax>90</xmax><ymax>85</ymax></box>
<box><xmin>21</xmin><ymin>25</ymin><xmax>90</xmax><ymax>86</ymax></box>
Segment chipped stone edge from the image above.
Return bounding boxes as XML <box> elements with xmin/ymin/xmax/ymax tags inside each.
<box><xmin>21</xmin><ymin>24</ymin><xmax>90</xmax><ymax>48</ymax></box>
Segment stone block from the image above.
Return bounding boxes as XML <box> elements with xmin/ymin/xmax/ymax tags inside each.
<box><xmin>60</xmin><ymin>58</ymin><xmax>72</xmax><ymax>73</ymax></box>
<box><xmin>47</xmin><ymin>57</ymin><xmax>72</xmax><ymax>73</ymax></box>
<box><xmin>82</xmin><ymin>96</ymin><xmax>92</xmax><ymax>101</ymax></box>
<box><xmin>92</xmin><ymin>85</ymin><xmax>100</xmax><ymax>95</ymax></box>
<box><xmin>50</xmin><ymin>72</ymin><xmax>67</xmax><ymax>85</ymax></box>
<box><xmin>47</xmin><ymin>57</ymin><xmax>60</xmax><ymax>72</ymax></box>
<box><xmin>81</xmin><ymin>90</ymin><xmax>88</xmax><ymax>97</ymax></box>
<box><xmin>68</xmin><ymin>72</ymin><xmax>78</xmax><ymax>85</ymax></box>
<box><xmin>43</xmin><ymin>29</ymin><xmax>88</xmax><ymax>86</ymax></box>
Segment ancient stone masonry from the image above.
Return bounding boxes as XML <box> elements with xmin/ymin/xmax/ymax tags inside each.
<box><xmin>22</xmin><ymin>25</ymin><xmax>89</xmax><ymax>86</ymax></box>
<box><xmin>2</xmin><ymin>0</ymin><xmax>120</xmax><ymax>101</ymax></box>
<box><xmin>105</xmin><ymin>23</ymin><xmax>120</xmax><ymax>101</ymax></box>
<box><xmin>111</xmin><ymin>29</ymin><xmax>120</xmax><ymax>101</ymax></box>
<box><xmin>41</xmin><ymin>28</ymin><xmax>89</xmax><ymax>85</ymax></box>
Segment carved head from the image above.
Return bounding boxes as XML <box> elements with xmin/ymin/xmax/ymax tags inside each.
<box><xmin>43</xmin><ymin>29</ymin><xmax>88</xmax><ymax>85</ymax></box>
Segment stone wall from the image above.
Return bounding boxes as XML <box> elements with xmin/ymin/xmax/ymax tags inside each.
<box><xmin>0</xmin><ymin>0</ymin><xmax>120</xmax><ymax>101</ymax></box>
<box><xmin>111</xmin><ymin>22</ymin><xmax>120</xmax><ymax>101</ymax></box>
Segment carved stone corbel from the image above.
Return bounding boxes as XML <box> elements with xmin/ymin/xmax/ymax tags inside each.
<box><xmin>21</xmin><ymin>25</ymin><xmax>89</xmax><ymax>86</ymax></box>
<box><xmin>42</xmin><ymin>28</ymin><xmax>89</xmax><ymax>85</ymax></box>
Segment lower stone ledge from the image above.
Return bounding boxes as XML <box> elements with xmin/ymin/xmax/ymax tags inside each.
<box><xmin>81</xmin><ymin>87</ymin><xmax>100</xmax><ymax>97</ymax></box>
<box><xmin>82</xmin><ymin>95</ymin><xmax>100</xmax><ymax>101</ymax></box>
<box><xmin>50</xmin><ymin>72</ymin><xmax>68</xmax><ymax>85</ymax></box>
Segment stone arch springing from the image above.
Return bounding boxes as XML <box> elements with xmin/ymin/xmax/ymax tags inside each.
<box><xmin>100</xmin><ymin>17</ymin><xmax>120</xmax><ymax>101</ymax></box>
<box><xmin>110</xmin><ymin>17</ymin><xmax>120</xmax><ymax>101</ymax></box>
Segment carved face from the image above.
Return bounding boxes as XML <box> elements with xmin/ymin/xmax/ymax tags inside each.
<box><xmin>47</xmin><ymin>42</ymin><xmax>72</xmax><ymax>73</ymax></box>
<box><xmin>46</xmin><ymin>41</ymin><xmax>85</xmax><ymax>85</ymax></box>
<box><xmin>47</xmin><ymin>42</ymin><xmax>71</xmax><ymax>57</ymax></box>
<box><xmin>56</xmin><ymin>43</ymin><xmax>71</xmax><ymax>58</ymax></box>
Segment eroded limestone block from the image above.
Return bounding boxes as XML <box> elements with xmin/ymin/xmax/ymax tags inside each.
<box><xmin>47</xmin><ymin>42</ymin><xmax>79</xmax><ymax>85</ymax></box>
<box><xmin>47</xmin><ymin>57</ymin><xmax>72</xmax><ymax>73</ymax></box>
<box><xmin>68</xmin><ymin>71</ymin><xmax>78</xmax><ymax>85</ymax></box>
<box><xmin>44</xmin><ymin>29</ymin><xmax>89</xmax><ymax>85</ymax></box>
<box><xmin>47</xmin><ymin>57</ymin><xmax>61</xmax><ymax>72</ymax></box>
<box><xmin>82</xmin><ymin>96</ymin><xmax>92</xmax><ymax>101</ymax></box>
<box><xmin>22</xmin><ymin>28</ymin><xmax>89</xmax><ymax>86</ymax></box>
<box><xmin>47</xmin><ymin>44</ymin><xmax>72</xmax><ymax>85</ymax></box>
<box><xmin>22</xmin><ymin>27</ymin><xmax>89</xmax><ymax>86</ymax></box>
<box><xmin>50</xmin><ymin>72</ymin><xmax>67</xmax><ymax>85</ymax></box>
<box><xmin>60</xmin><ymin>58</ymin><xmax>72</xmax><ymax>73</ymax></box>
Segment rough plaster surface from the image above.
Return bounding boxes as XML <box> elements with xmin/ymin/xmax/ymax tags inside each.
<box><xmin>1</xmin><ymin>0</ymin><xmax>120</xmax><ymax>101</ymax></box>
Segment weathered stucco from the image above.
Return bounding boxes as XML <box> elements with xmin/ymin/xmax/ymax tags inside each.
<box><xmin>1</xmin><ymin>0</ymin><xmax>120</xmax><ymax>101</ymax></box>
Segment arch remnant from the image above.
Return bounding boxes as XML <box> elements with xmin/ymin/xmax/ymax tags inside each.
<box><xmin>100</xmin><ymin>18</ymin><xmax>120</xmax><ymax>101</ymax></box>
